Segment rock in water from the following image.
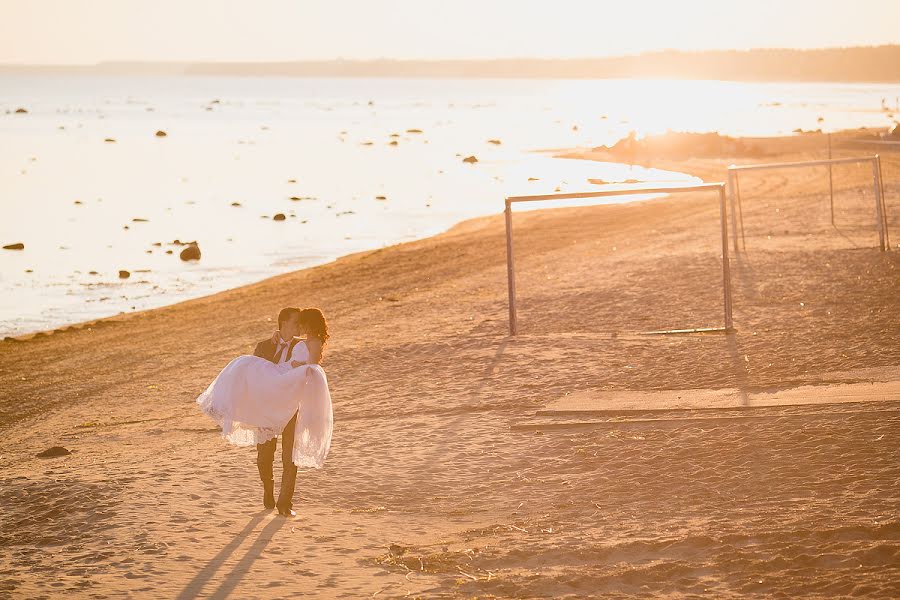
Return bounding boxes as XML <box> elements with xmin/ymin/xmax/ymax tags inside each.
<box><xmin>462</xmin><ymin>155</ymin><xmax>478</xmax><ymax>164</ymax></box>
<box><xmin>37</xmin><ymin>446</ymin><xmax>71</xmax><ymax>458</ymax></box>
<box><xmin>118</xmin><ymin>270</ymin><xmax>130</xmax><ymax>279</ymax></box>
<box><xmin>179</xmin><ymin>244</ymin><xmax>201</xmax><ymax>261</ymax></box>
<box><xmin>3</xmin><ymin>243</ymin><xmax>25</xmax><ymax>250</ymax></box>
<box><xmin>273</xmin><ymin>213</ymin><xmax>286</xmax><ymax>221</ymax></box>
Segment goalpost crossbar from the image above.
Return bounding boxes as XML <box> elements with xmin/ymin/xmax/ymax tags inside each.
<box><xmin>504</xmin><ymin>182</ymin><xmax>733</xmax><ymax>336</ymax></box>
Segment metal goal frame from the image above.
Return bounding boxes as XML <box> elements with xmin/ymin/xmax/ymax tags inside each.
<box><xmin>504</xmin><ymin>183</ymin><xmax>734</xmax><ymax>336</ymax></box>
<box><xmin>727</xmin><ymin>155</ymin><xmax>890</xmax><ymax>252</ymax></box>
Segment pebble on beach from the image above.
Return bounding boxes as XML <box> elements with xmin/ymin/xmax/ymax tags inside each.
<box><xmin>488</xmin><ymin>139</ymin><xmax>502</xmax><ymax>145</ymax></box>
<box><xmin>462</xmin><ymin>155</ymin><xmax>479</xmax><ymax>163</ymax></box>
<box><xmin>155</xmin><ymin>130</ymin><xmax>167</xmax><ymax>137</ymax></box>
<box><xmin>273</xmin><ymin>213</ymin><xmax>287</xmax><ymax>221</ymax></box>
<box><xmin>3</xmin><ymin>243</ymin><xmax>25</xmax><ymax>250</ymax></box>
<box><xmin>118</xmin><ymin>270</ymin><xmax>131</xmax><ymax>279</ymax></box>
<box><xmin>179</xmin><ymin>244</ymin><xmax>201</xmax><ymax>261</ymax></box>
<box><xmin>104</xmin><ymin>138</ymin><xmax>116</xmax><ymax>143</ymax></box>
<box><xmin>15</xmin><ymin>107</ymin><xmax>28</xmax><ymax>114</ymax></box>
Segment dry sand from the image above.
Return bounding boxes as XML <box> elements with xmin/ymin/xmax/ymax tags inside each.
<box><xmin>1</xmin><ymin>133</ymin><xmax>898</xmax><ymax>598</ymax></box>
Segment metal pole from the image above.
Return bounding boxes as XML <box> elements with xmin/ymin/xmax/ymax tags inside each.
<box><xmin>734</xmin><ymin>172</ymin><xmax>746</xmax><ymax>251</ymax></box>
<box><xmin>828</xmin><ymin>133</ymin><xmax>834</xmax><ymax>226</ymax></box>
<box><xmin>504</xmin><ymin>200</ymin><xmax>518</xmax><ymax>335</ymax></box>
<box><xmin>874</xmin><ymin>155</ymin><xmax>889</xmax><ymax>251</ymax></box>
<box><xmin>728</xmin><ymin>169</ymin><xmax>739</xmax><ymax>253</ymax></box>
<box><xmin>718</xmin><ymin>186</ymin><xmax>734</xmax><ymax>331</ymax></box>
<box><xmin>876</xmin><ymin>155</ymin><xmax>891</xmax><ymax>251</ymax></box>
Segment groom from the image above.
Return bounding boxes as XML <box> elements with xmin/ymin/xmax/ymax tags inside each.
<box><xmin>253</xmin><ymin>306</ymin><xmax>303</xmax><ymax>517</ymax></box>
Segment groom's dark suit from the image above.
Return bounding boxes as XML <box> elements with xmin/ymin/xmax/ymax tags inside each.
<box><xmin>254</xmin><ymin>337</ymin><xmax>301</xmax><ymax>512</ymax></box>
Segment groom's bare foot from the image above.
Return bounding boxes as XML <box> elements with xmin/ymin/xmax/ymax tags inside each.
<box><xmin>277</xmin><ymin>507</ymin><xmax>296</xmax><ymax>518</ymax></box>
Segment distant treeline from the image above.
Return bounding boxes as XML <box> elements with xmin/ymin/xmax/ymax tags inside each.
<box><xmin>3</xmin><ymin>46</ymin><xmax>899</xmax><ymax>82</ymax></box>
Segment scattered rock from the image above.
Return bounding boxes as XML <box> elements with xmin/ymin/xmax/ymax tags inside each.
<box><xmin>528</xmin><ymin>177</ymin><xmax>540</xmax><ymax>181</ymax></box>
<box><xmin>132</xmin><ymin>218</ymin><xmax>148</xmax><ymax>222</ymax></box>
<box><xmin>388</xmin><ymin>140</ymin><xmax>398</xmax><ymax>146</ymax></box>
<box><xmin>390</xmin><ymin>133</ymin><xmax>400</xmax><ymax>138</ymax></box>
<box><xmin>104</xmin><ymin>138</ymin><xmax>116</xmax><ymax>143</ymax></box>
<box><xmin>462</xmin><ymin>155</ymin><xmax>478</xmax><ymax>164</ymax></box>
<box><xmin>361</xmin><ymin>141</ymin><xmax>374</xmax><ymax>146</ymax></box>
<box><xmin>155</xmin><ymin>130</ymin><xmax>167</xmax><ymax>137</ymax></box>
<box><xmin>3</xmin><ymin>243</ymin><xmax>24</xmax><ymax>250</ymax></box>
<box><xmin>37</xmin><ymin>446</ymin><xmax>70</xmax><ymax>458</ymax></box>
<box><xmin>273</xmin><ymin>213</ymin><xmax>286</xmax><ymax>221</ymax></box>
<box><xmin>179</xmin><ymin>244</ymin><xmax>201</xmax><ymax>261</ymax></box>
<box><xmin>15</xmin><ymin>107</ymin><xmax>28</xmax><ymax>114</ymax></box>
<box><xmin>375</xmin><ymin>195</ymin><xmax>387</xmax><ymax>200</ymax></box>
<box><xmin>74</xmin><ymin>200</ymin><xmax>82</xmax><ymax>205</ymax></box>
<box><xmin>151</xmin><ymin>242</ymin><xmax>162</xmax><ymax>247</ymax></box>
<box><xmin>89</xmin><ymin>271</ymin><xmax>99</xmax><ymax>275</ymax></box>
<box><xmin>406</xmin><ymin>129</ymin><xmax>423</xmax><ymax>134</ymax></box>
<box><xmin>487</xmin><ymin>139</ymin><xmax>502</xmax><ymax>145</ymax></box>
<box><xmin>231</xmin><ymin>202</ymin><xmax>242</xmax><ymax>207</ymax></box>
<box><xmin>287</xmin><ymin>179</ymin><xmax>297</xmax><ymax>183</ymax></box>
<box><xmin>118</xmin><ymin>270</ymin><xmax>130</xmax><ymax>279</ymax></box>
<box><xmin>289</xmin><ymin>196</ymin><xmax>301</xmax><ymax>201</ymax></box>
<box><xmin>165</xmin><ymin>250</ymin><xmax>173</xmax><ymax>254</ymax></box>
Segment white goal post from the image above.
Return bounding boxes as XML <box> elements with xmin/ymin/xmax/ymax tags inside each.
<box><xmin>727</xmin><ymin>155</ymin><xmax>890</xmax><ymax>253</ymax></box>
<box><xmin>504</xmin><ymin>183</ymin><xmax>734</xmax><ymax>336</ymax></box>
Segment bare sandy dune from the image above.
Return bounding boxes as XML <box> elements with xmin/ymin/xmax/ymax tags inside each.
<box><xmin>1</xmin><ymin>135</ymin><xmax>898</xmax><ymax>598</ymax></box>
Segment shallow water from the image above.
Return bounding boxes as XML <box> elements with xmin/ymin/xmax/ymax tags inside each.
<box><xmin>1</xmin><ymin>76</ymin><xmax>896</xmax><ymax>336</ymax></box>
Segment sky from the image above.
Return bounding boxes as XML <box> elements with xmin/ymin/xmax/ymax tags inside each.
<box><xmin>1</xmin><ymin>0</ymin><xmax>898</xmax><ymax>65</ymax></box>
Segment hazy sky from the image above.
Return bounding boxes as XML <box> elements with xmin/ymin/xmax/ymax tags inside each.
<box><xmin>2</xmin><ymin>0</ymin><xmax>898</xmax><ymax>64</ymax></box>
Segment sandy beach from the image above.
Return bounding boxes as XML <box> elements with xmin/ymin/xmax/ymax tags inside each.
<box><xmin>1</xmin><ymin>133</ymin><xmax>899</xmax><ymax>598</ymax></box>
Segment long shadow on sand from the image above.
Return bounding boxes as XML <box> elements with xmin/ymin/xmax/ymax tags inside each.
<box><xmin>175</xmin><ymin>511</ymin><xmax>285</xmax><ymax>600</ymax></box>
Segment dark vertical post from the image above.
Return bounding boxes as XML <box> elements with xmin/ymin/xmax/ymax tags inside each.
<box><xmin>719</xmin><ymin>186</ymin><xmax>734</xmax><ymax>331</ymax></box>
<box><xmin>504</xmin><ymin>199</ymin><xmax>518</xmax><ymax>335</ymax></box>
<box><xmin>828</xmin><ymin>133</ymin><xmax>835</xmax><ymax>226</ymax></box>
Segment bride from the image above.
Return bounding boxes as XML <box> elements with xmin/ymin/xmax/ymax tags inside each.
<box><xmin>196</xmin><ymin>307</ymin><xmax>334</xmax><ymax>475</ymax></box>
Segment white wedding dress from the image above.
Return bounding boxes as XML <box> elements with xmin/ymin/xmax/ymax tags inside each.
<box><xmin>195</xmin><ymin>340</ymin><xmax>333</xmax><ymax>469</ymax></box>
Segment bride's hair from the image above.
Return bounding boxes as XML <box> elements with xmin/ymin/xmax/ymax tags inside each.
<box><xmin>299</xmin><ymin>308</ymin><xmax>329</xmax><ymax>346</ymax></box>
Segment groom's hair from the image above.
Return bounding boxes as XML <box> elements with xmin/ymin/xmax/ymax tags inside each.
<box><xmin>277</xmin><ymin>306</ymin><xmax>302</xmax><ymax>328</ymax></box>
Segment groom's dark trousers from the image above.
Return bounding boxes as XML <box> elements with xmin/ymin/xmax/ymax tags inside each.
<box><xmin>254</xmin><ymin>337</ymin><xmax>300</xmax><ymax>511</ymax></box>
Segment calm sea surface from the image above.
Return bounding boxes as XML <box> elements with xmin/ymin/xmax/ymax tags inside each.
<box><xmin>1</xmin><ymin>76</ymin><xmax>896</xmax><ymax>336</ymax></box>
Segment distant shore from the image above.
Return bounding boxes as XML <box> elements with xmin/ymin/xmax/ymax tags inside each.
<box><xmin>3</xmin><ymin>45</ymin><xmax>900</xmax><ymax>82</ymax></box>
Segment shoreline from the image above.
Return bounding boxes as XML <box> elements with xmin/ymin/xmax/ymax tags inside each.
<box><xmin>6</xmin><ymin>127</ymin><xmax>891</xmax><ymax>342</ymax></box>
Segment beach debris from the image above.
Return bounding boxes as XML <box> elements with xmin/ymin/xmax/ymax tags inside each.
<box><xmin>388</xmin><ymin>140</ymin><xmax>398</xmax><ymax>146</ymax></box>
<box><xmin>74</xmin><ymin>200</ymin><xmax>82</xmax><ymax>205</ymax></box>
<box><xmin>462</xmin><ymin>155</ymin><xmax>478</xmax><ymax>163</ymax></box>
<box><xmin>118</xmin><ymin>270</ymin><xmax>131</xmax><ymax>279</ymax></box>
<box><xmin>375</xmin><ymin>195</ymin><xmax>387</xmax><ymax>201</ymax></box>
<box><xmin>155</xmin><ymin>130</ymin><xmax>167</xmax><ymax>137</ymax></box>
<box><xmin>15</xmin><ymin>107</ymin><xmax>28</xmax><ymax>113</ymax></box>
<box><xmin>89</xmin><ymin>271</ymin><xmax>99</xmax><ymax>275</ymax></box>
<box><xmin>287</xmin><ymin>178</ymin><xmax>297</xmax><ymax>183</ymax></box>
<box><xmin>132</xmin><ymin>217</ymin><xmax>148</xmax><ymax>222</ymax></box>
<box><xmin>528</xmin><ymin>177</ymin><xmax>540</xmax><ymax>181</ymax></box>
<box><xmin>165</xmin><ymin>250</ymin><xmax>173</xmax><ymax>254</ymax></box>
<box><xmin>231</xmin><ymin>202</ymin><xmax>242</xmax><ymax>207</ymax></box>
<box><xmin>3</xmin><ymin>243</ymin><xmax>25</xmax><ymax>250</ymax></box>
<box><xmin>37</xmin><ymin>446</ymin><xmax>71</xmax><ymax>458</ymax></box>
<box><xmin>361</xmin><ymin>141</ymin><xmax>373</xmax><ymax>146</ymax></box>
<box><xmin>104</xmin><ymin>138</ymin><xmax>116</xmax><ymax>143</ymax></box>
<box><xmin>487</xmin><ymin>139</ymin><xmax>502</xmax><ymax>145</ymax></box>
<box><xmin>406</xmin><ymin>129</ymin><xmax>423</xmax><ymax>134</ymax></box>
<box><xmin>179</xmin><ymin>243</ymin><xmax>201</xmax><ymax>261</ymax></box>
<box><xmin>390</xmin><ymin>133</ymin><xmax>400</xmax><ymax>138</ymax></box>
<box><xmin>273</xmin><ymin>213</ymin><xmax>287</xmax><ymax>221</ymax></box>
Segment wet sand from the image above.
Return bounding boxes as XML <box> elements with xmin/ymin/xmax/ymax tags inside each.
<box><xmin>1</xmin><ymin>133</ymin><xmax>898</xmax><ymax>598</ymax></box>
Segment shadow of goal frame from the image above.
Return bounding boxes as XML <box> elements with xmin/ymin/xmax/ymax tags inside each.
<box><xmin>503</xmin><ymin>183</ymin><xmax>734</xmax><ymax>336</ymax></box>
<box><xmin>727</xmin><ymin>155</ymin><xmax>891</xmax><ymax>253</ymax></box>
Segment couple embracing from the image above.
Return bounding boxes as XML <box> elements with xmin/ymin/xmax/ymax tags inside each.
<box><xmin>196</xmin><ymin>307</ymin><xmax>333</xmax><ymax>518</ymax></box>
